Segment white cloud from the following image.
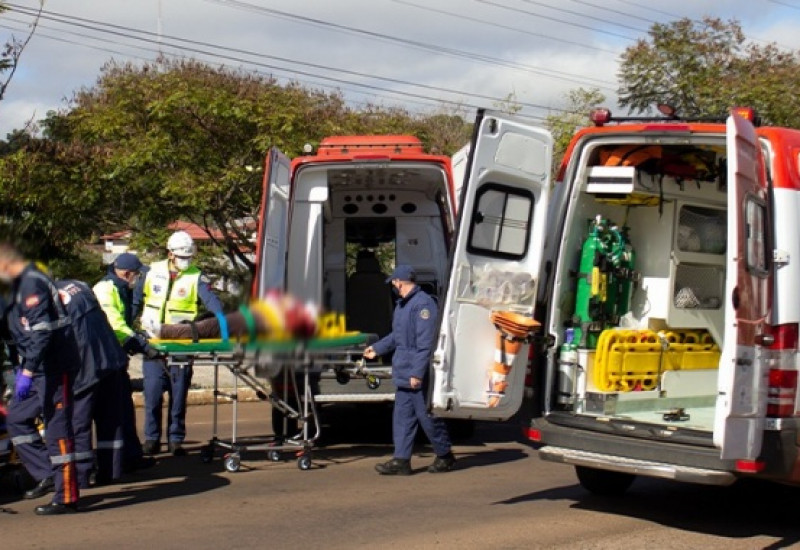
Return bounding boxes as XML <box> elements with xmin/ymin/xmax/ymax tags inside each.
<box><xmin>1</xmin><ymin>0</ymin><xmax>798</xmax><ymax>135</ymax></box>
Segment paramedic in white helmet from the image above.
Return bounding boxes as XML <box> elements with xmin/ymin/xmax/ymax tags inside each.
<box><xmin>139</xmin><ymin>230</ymin><xmax>222</xmax><ymax>456</ymax></box>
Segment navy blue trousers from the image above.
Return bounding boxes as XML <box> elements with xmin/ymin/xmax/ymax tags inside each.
<box><xmin>8</xmin><ymin>373</ymin><xmax>79</xmax><ymax>505</ymax></box>
<box><xmin>392</xmin><ymin>387</ymin><xmax>451</xmax><ymax>460</ymax></box>
<box><xmin>143</xmin><ymin>358</ymin><xmax>192</xmax><ymax>443</ymax></box>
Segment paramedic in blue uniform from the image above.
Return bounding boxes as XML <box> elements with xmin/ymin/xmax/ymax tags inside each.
<box><xmin>56</xmin><ymin>279</ymin><xmax>133</xmax><ymax>486</ymax></box>
<box><xmin>93</xmin><ymin>252</ymin><xmax>156</xmax><ymax>473</ymax></box>
<box><xmin>0</xmin><ymin>242</ymin><xmax>81</xmax><ymax>515</ymax></box>
<box><xmin>139</xmin><ymin>231</ymin><xmax>222</xmax><ymax>456</ymax></box>
<box><xmin>364</xmin><ymin>264</ymin><xmax>455</xmax><ymax>475</ymax></box>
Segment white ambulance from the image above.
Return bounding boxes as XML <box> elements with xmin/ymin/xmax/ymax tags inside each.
<box><xmin>431</xmin><ymin>107</ymin><xmax>800</xmax><ymax>493</ymax></box>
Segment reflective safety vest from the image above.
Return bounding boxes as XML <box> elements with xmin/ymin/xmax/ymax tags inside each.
<box><xmin>93</xmin><ymin>278</ymin><xmax>135</xmax><ymax>344</ymax></box>
<box><xmin>141</xmin><ymin>260</ymin><xmax>201</xmax><ymax>326</ymax></box>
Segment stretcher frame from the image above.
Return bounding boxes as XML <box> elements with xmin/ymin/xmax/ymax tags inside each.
<box><xmin>151</xmin><ymin>332</ymin><xmax>374</xmax><ymax>472</ymax></box>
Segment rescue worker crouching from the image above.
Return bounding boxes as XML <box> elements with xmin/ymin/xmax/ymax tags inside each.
<box><xmin>364</xmin><ymin>264</ymin><xmax>456</xmax><ymax>475</ymax></box>
<box><xmin>0</xmin><ymin>242</ymin><xmax>81</xmax><ymax>515</ymax></box>
<box><xmin>139</xmin><ymin>231</ymin><xmax>222</xmax><ymax>456</ymax></box>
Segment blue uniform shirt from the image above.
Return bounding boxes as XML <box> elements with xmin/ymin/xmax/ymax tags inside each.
<box><xmin>372</xmin><ymin>285</ymin><xmax>438</xmax><ymax>389</ymax></box>
<box><xmin>7</xmin><ymin>263</ymin><xmax>80</xmax><ymax>376</ymax></box>
<box><xmin>56</xmin><ymin>279</ymin><xmax>128</xmax><ymax>394</ymax></box>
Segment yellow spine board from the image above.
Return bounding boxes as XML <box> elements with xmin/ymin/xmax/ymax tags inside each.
<box><xmin>593</xmin><ymin>328</ymin><xmax>720</xmax><ymax>392</ymax></box>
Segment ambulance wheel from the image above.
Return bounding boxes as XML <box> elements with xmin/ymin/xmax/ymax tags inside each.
<box><xmin>268</xmin><ymin>450</ymin><xmax>281</xmax><ymax>462</ymax></box>
<box><xmin>224</xmin><ymin>454</ymin><xmax>241</xmax><ymax>472</ymax></box>
<box><xmin>575</xmin><ymin>466</ymin><xmax>635</xmax><ymax>496</ymax></box>
<box><xmin>297</xmin><ymin>455</ymin><xmax>312</xmax><ymax>471</ymax></box>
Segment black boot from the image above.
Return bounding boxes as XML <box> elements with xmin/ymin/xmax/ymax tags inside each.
<box><xmin>375</xmin><ymin>458</ymin><xmax>412</xmax><ymax>476</ymax></box>
<box><xmin>427</xmin><ymin>452</ymin><xmax>456</xmax><ymax>473</ymax></box>
<box><xmin>24</xmin><ymin>477</ymin><xmax>55</xmax><ymax>500</ymax></box>
<box><xmin>34</xmin><ymin>502</ymin><xmax>78</xmax><ymax>515</ymax></box>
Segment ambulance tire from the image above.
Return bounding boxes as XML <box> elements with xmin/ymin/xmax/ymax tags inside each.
<box><xmin>575</xmin><ymin>466</ymin><xmax>635</xmax><ymax>496</ymax></box>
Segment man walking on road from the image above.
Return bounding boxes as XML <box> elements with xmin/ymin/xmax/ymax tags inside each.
<box><xmin>364</xmin><ymin>264</ymin><xmax>455</xmax><ymax>475</ymax></box>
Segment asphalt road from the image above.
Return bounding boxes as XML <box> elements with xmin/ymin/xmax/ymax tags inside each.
<box><xmin>1</xmin><ymin>402</ymin><xmax>799</xmax><ymax>549</ymax></box>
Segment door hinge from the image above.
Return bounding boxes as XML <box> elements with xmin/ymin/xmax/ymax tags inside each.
<box><xmin>774</xmin><ymin>249</ymin><xmax>790</xmax><ymax>267</ymax></box>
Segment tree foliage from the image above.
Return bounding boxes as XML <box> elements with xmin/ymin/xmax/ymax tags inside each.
<box><xmin>0</xmin><ymin>56</ymin><xmax>472</xmax><ymax>284</ymax></box>
<box><xmin>545</xmin><ymin>87</ymin><xmax>605</xmax><ymax>177</ymax></box>
<box><xmin>618</xmin><ymin>16</ymin><xmax>800</xmax><ymax>126</ymax></box>
<box><xmin>0</xmin><ymin>1</ymin><xmax>42</xmax><ymax>103</ymax></box>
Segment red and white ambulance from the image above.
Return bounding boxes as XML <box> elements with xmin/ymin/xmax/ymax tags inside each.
<box><xmin>252</xmin><ymin>135</ymin><xmax>457</xmax><ymax>405</ymax></box>
<box><xmin>432</xmin><ymin>107</ymin><xmax>800</xmax><ymax>493</ymax></box>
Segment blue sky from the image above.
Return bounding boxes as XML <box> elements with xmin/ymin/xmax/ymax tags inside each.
<box><xmin>1</xmin><ymin>0</ymin><xmax>800</xmax><ymax>136</ymax></box>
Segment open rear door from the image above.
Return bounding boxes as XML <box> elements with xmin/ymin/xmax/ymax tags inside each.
<box><xmin>431</xmin><ymin>110</ymin><xmax>552</xmax><ymax>420</ymax></box>
<box><xmin>252</xmin><ymin>147</ymin><xmax>291</xmax><ymax>299</ymax></box>
<box><xmin>713</xmin><ymin>112</ymin><xmax>771</xmax><ymax>460</ymax></box>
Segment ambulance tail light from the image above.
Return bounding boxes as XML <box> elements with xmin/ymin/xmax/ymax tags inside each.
<box><xmin>766</xmin><ymin>323</ymin><xmax>799</xmax><ymax>418</ymax></box>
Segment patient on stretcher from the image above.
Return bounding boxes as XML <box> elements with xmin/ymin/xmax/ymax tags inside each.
<box><xmin>154</xmin><ymin>291</ymin><xmax>320</xmax><ymax>342</ymax></box>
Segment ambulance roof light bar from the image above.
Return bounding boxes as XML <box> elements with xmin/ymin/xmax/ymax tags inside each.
<box><xmin>589</xmin><ymin>105</ymin><xmax>758</xmax><ymax>127</ymax></box>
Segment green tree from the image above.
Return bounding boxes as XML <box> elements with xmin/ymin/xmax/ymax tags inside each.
<box><xmin>0</xmin><ymin>56</ymin><xmax>468</xmax><ymax>283</ymax></box>
<box><xmin>1</xmin><ymin>1</ymin><xmax>42</xmax><ymax>103</ymax></box>
<box><xmin>617</xmin><ymin>16</ymin><xmax>800</xmax><ymax>126</ymax></box>
<box><xmin>545</xmin><ymin>87</ymin><xmax>605</xmax><ymax>177</ymax></box>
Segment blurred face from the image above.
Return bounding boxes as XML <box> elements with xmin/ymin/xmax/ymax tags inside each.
<box><xmin>115</xmin><ymin>268</ymin><xmax>140</xmax><ymax>288</ymax></box>
<box><xmin>392</xmin><ymin>279</ymin><xmax>413</xmax><ymax>298</ymax></box>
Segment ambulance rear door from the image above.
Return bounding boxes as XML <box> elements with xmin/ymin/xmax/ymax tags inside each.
<box><xmin>713</xmin><ymin>112</ymin><xmax>771</xmax><ymax>460</ymax></box>
<box><xmin>431</xmin><ymin>110</ymin><xmax>552</xmax><ymax>420</ymax></box>
<box><xmin>252</xmin><ymin>147</ymin><xmax>291</xmax><ymax>299</ymax></box>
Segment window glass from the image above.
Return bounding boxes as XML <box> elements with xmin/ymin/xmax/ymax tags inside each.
<box><xmin>467</xmin><ymin>184</ymin><xmax>533</xmax><ymax>259</ymax></box>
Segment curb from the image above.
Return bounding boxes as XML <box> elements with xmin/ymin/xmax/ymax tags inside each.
<box><xmin>130</xmin><ymin>387</ymin><xmax>263</xmax><ymax>408</ymax></box>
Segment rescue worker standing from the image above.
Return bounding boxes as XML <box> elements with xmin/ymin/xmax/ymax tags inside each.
<box><xmin>0</xmin><ymin>242</ymin><xmax>81</xmax><ymax>515</ymax></box>
<box><xmin>56</xmin><ymin>279</ymin><xmax>130</xmax><ymax>487</ymax></box>
<box><xmin>93</xmin><ymin>252</ymin><xmax>156</xmax><ymax>473</ymax></box>
<box><xmin>139</xmin><ymin>231</ymin><xmax>222</xmax><ymax>456</ymax></box>
<box><xmin>364</xmin><ymin>264</ymin><xmax>455</xmax><ymax>475</ymax></box>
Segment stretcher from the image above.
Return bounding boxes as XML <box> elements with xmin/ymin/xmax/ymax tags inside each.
<box><xmin>151</xmin><ymin>331</ymin><xmax>373</xmax><ymax>472</ymax></box>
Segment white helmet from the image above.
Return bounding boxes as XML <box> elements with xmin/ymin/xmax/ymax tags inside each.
<box><xmin>167</xmin><ymin>230</ymin><xmax>196</xmax><ymax>256</ymax></box>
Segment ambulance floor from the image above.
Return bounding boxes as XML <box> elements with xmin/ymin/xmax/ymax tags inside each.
<box><xmin>608</xmin><ymin>405</ymin><xmax>715</xmax><ymax>432</ymax></box>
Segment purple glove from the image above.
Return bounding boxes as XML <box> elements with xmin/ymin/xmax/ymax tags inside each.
<box><xmin>14</xmin><ymin>371</ymin><xmax>33</xmax><ymax>401</ymax></box>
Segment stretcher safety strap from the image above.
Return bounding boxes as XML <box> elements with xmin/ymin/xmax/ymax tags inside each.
<box><xmin>215</xmin><ymin>310</ymin><xmax>229</xmax><ymax>342</ymax></box>
<box><xmin>238</xmin><ymin>304</ymin><xmax>257</xmax><ymax>342</ymax></box>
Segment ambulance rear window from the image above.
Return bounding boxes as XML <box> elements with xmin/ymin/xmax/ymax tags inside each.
<box><xmin>466</xmin><ymin>183</ymin><xmax>534</xmax><ymax>260</ymax></box>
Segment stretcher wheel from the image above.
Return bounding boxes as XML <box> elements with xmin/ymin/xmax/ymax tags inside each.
<box><xmin>297</xmin><ymin>455</ymin><xmax>311</xmax><ymax>470</ymax></box>
<box><xmin>268</xmin><ymin>450</ymin><xmax>281</xmax><ymax>462</ymax></box>
<box><xmin>200</xmin><ymin>445</ymin><xmax>214</xmax><ymax>463</ymax></box>
<box><xmin>366</xmin><ymin>375</ymin><xmax>381</xmax><ymax>390</ymax></box>
<box><xmin>336</xmin><ymin>371</ymin><xmax>351</xmax><ymax>385</ymax></box>
<box><xmin>224</xmin><ymin>453</ymin><xmax>241</xmax><ymax>472</ymax></box>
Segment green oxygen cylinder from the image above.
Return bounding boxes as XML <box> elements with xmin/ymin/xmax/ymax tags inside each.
<box><xmin>573</xmin><ymin>216</ymin><xmax>606</xmax><ymax>348</ymax></box>
<box><xmin>603</xmin><ymin>223</ymin><xmax>626</xmax><ymax>323</ymax></box>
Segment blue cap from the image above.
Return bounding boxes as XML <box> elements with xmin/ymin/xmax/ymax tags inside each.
<box><xmin>386</xmin><ymin>264</ymin><xmax>416</xmax><ymax>283</ymax></box>
<box><xmin>114</xmin><ymin>252</ymin><xmax>142</xmax><ymax>271</ymax></box>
